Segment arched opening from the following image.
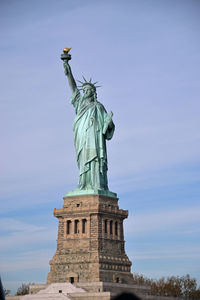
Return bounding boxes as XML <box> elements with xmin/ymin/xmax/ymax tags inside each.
<box><xmin>74</xmin><ymin>220</ymin><xmax>79</xmax><ymax>234</ymax></box>
<box><xmin>104</xmin><ymin>219</ymin><xmax>107</xmax><ymax>234</ymax></box>
<box><xmin>66</xmin><ymin>220</ymin><xmax>71</xmax><ymax>235</ymax></box>
<box><xmin>115</xmin><ymin>221</ymin><xmax>118</xmax><ymax>236</ymax></box>
<box><xmin>110</xmin><ymin>220</ymin><xmax>113</xmax><ymax>234</ymax></box>
<box><xmin>82</xmin><ymin>219</ymin><xmax>87</xmax><ymax>234</ymax></box>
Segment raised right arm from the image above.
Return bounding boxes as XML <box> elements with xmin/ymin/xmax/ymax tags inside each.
<box><xmin>63</xmin><ymin>61</ymin><xmax>77</xmax><ymax>94</ymax></box>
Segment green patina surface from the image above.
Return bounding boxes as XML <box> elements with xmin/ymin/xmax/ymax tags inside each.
<box><xmin>65</xmin><ymin>188</ymin><xmax>117</xmax><ymax>198</ymax></box>
<box><xmin>62</xmin><ymin>52</ymin><xmax>116</xmax><ymax>197</ymax></box>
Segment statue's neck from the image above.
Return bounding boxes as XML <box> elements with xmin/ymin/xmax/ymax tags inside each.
<box><xmin>83</xmin><ymin>95</ymin><xmax>95</xmax><ymax>103</ymax></box>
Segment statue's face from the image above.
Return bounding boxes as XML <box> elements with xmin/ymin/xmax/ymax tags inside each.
<box><xmin>83</xmin><ymin>85</ymin><xmax>94</xmax><ymax>99</ymax></box>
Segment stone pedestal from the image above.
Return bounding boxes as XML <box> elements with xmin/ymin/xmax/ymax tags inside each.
<box><xmin>47</xmin><ymin>194</ymin><xmax>134</xmax><ymax>285</ymax></box>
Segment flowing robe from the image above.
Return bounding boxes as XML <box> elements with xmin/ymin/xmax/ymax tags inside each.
<box><xmin>71</xmin><ymin>88</ymin><xmax>115</xmax><ymax>190</ymax></box>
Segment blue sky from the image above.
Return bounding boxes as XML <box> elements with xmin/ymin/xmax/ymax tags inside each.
<box><xmin>1</xmin><ymin>0</ymin><xmax>200</xmax><ymax>295</ymax></box>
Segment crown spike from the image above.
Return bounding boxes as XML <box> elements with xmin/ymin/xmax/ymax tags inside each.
<box><xmin>82</xmin><ymin>76</ymin><xmax>87</xmax><ymax>82</ymax></box>
<box><xmin>77</xmin><ymin>80</ymin><xmax>84</xmax><ymax>84</ymax></box>
<box><xmin>77</xmin><ymin>77</ymin><xmax>101</xmax><ymax>91</ymax></box>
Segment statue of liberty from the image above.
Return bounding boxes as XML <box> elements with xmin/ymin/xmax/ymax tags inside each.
<box><xmin>61</xmin><ymin>49</ymin><xmax>115</xmax><ymax>196</ymax></box>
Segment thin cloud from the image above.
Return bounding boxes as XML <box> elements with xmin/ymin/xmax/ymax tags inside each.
<box><xmin>125</xmin><ymin>206</ymin><xmax>200</xmax><ymax>235</ymax></box>
<box><xmin>0</xmin><ymin>218</ymin><xmax>57</xmax><ymax>251</ymax></box>
<box><xmin>130</xmin><ymin>247</ymin><xmax>200</xmax><ymax>260</ymax></box>
<box><xmin>0</xmin><ymin>249</ymin><xmax>53</xmax><ymax>272</ymax></box>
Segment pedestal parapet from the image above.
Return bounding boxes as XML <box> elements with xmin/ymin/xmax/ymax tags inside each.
<box><xmin>47</xmin><ymin>193</ymin><xmax>134</xmax><ymax>285</ymax></box>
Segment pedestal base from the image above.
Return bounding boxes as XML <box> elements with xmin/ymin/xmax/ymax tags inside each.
<box><xmin>47</xmin><ymin>194</ymin><xmax>134</xmax><ymax>285</ymax></box>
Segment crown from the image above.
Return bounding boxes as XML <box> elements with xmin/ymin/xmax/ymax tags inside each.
<box><xmin>77</xmin><ymin>76</ymin><xmax>101</xmax><ymax>91</ymax></box>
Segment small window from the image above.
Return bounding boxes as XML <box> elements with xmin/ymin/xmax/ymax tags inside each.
<box><xmin>70</xmin><ymin>277</ymin><xmax>74</xmax><ymax>284</ymax></box>
<box><xmin>115</xmin><ymin>221</ymin><xmax>118</xmax><ymax>235</ymax></box>
<box><xmin>67</xmin><ymin>220</ymin><xmax>71</xmax><ymax>234</ymax></box>
<box><xmin>74</xmin><ymin>220</ymin><xmax>79</xmax><ymax>234</ymax></box>
<box><xmin>104</xmin><ymin>220</ymin><xmax>107</xmax><ymax>233</ymax></box>
<box><xmin>116</xmin><ymin>277</ymin><xmax>120</xmax><ymax>283</ymax></box>
<box><xmin>110</xmin><ymin>220</ymin><xmax>113</xmax><ymax>234</ymax></box>
<box><xmin>82</xmin><ymin>219</ymin><xmax>87</xmax><ymax>233</ymax></box>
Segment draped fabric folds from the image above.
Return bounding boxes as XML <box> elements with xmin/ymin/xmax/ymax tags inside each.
<box><xmin>71</xmin><ymin>88</ymin><xmax>115</xmax><ymax>190</ymax></box>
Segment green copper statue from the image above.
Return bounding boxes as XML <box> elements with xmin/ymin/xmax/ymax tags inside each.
<box><xmin>61</xmin><ymin>48</ymin><xmax>115</xmax><ymax>196</ymax></box>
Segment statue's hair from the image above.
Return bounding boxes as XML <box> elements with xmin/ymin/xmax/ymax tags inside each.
<box><xmin>77</xmin><ymin>76</ymin><xmax>101</xmax><ymax>91</ymax></box>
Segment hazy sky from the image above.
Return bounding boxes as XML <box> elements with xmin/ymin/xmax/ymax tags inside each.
<box><xmin>1</xmin><ymin>0</ymin><xmax>200</xmax><ymax>295</ymax></box>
